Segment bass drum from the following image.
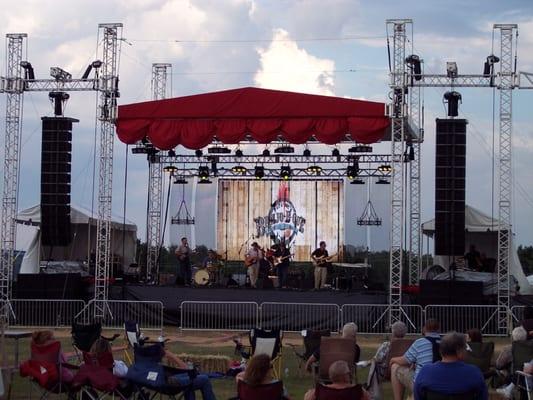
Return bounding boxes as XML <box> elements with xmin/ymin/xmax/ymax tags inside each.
<box><xmin>193</xmin><ymin>269</ymin><xmax>210</xmax><ymax>286</ymax></box>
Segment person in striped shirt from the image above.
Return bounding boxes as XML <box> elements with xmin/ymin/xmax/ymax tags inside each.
<box><xmin>389</xmin><ymin>319</ymin><xmax>441</xmax><ymax>400</ymax></box>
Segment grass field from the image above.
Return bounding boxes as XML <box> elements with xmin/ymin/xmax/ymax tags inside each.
<box><xmin>1</xmin><ymin>329</ymin><xmax>507</xmax><ymax>399</ymax></box>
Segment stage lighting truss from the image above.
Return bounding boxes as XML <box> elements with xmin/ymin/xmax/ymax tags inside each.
<box><xmin>357</xmin><ymin>199</ymin><xmax>382</xmax><ymax>226</ymax></box>
<box><xmin>171</xmin><ymin>184</ymin><xmax>195</xmax><ymax>225</ymax></box>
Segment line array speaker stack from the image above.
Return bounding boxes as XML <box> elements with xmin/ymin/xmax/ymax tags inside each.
<box><xmin>434</xmin><ymin>118</ymin><xmax>467</xmax><ymax>256</ymax></box>
<box><xmin>41</xmin><ymin>117</ymin><xmax>78</xmax><ymax>246</ymax></box>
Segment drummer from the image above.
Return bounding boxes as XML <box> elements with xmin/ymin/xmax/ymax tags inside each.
<box><xmin>202</xmin><ymin>250</ymin><xmax>219</xmax><ymax>269</ymax></box>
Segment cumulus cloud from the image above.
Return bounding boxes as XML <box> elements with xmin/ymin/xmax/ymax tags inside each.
<box><xmin>254</xmin><ymin>29</ymin><xmax>335</xmax><ymax>95</ymax></box>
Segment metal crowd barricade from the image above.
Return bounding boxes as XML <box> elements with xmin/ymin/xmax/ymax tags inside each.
<box><xmin>511</xmin><ymin>305</ymin><xmax>525</xmax><ymax>326</ymax></box>
<box><xmin>180</xmin><ymin>301</ymin><xmax>259</xmax><ymax>331</ymax></box>
<box><xmin>425</xmin><ymin>304</ymin><xmax>505</xmax><ymax>336</ymax></box>
<box><xmin>75</xmin><ymin>300</ymin><xmax>164</xmax><ymax>332</ymax></box>
<box><xmin>340</xmin><ymin>304</ymin><xmax>422</xmax><ymax>335</ymax></box>
<box><xmin>260</xmin><ymin>302</ymin><xmax>340</xmax><ymax>332</ymax></box>
<box><xmin>9</xmin><ymin>299</ymin><xmax>86</xmax><ymax>328</ymax></box>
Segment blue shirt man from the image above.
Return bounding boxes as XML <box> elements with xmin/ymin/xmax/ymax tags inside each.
<box><xmin>414</xmin><ymin>332</ymin><xmax>488</xmax><ymax>400</ymax></box>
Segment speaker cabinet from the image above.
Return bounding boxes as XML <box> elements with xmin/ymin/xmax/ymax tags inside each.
<box><xmin>40</xmin><ymin>117</ymin><xmax>78</xmax><ymax>246</ymax></box>
<box><xmin>434</xmin><ymin>119</ymin><xmax>467</xmax><ymax>256</ymax></box>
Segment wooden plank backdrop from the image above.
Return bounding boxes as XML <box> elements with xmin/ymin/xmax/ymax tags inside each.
<box><xmin>217</xmin><ymin>180</ymin><xmax>344</xmax><ymax>261</ymax></box>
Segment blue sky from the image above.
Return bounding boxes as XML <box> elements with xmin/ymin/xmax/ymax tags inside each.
<box><xmin>0</xmin><ymin>0</ymin><xmax>532</xmax><ymax>252</ymax></box>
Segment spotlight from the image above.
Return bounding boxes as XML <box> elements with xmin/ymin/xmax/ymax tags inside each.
<box><xmin>20</xmin><ymin>61</ymin><xmax>35</xmax><ymax>80</ymax></box>
<box><xmin>254</xmin><ymin>166</ymin><xmax>265</xmax><ymax>180</ymax></box>
<box><xmin>350</xmin><ymin>178</ymin><xmax>365</xmax><ymax>185</ymax></box>
<box><xmin>174</xmin><ymin>177</ymin><xmax>188</xmax><ymax>184</ymax></box>
<box><xmin>349</xmin><ymin>145</ymin><xmax>373</xmax><ymax>153</ymax></box>
<box><xmin>198</xmin><ymin>166</ymin><xmax>209</xmax><ymax>181</ymax></box>
<box><xmin>50</xmin><ymin>67</ymin><xmax>72</xmax><ymax>81</ymax></box>
<box><xmin>443</xmin><ymin>91</ymin><xmax>462</xmax><ymax>117</ymax></box>
<box><xmin>332</xmin><ymin>148</ymin><xmax>340</xmax><ymax>157</ymax></box>
<box><xmin>405</xmin><ymin>54</ymin><xmax>422</xmax><ymax>81</ymax></box>
<box><xmin>262</xmin><ymin>149</ymin><xmax>271</xmax><ymax>156</ymax></box>
<box><xmin>208</xmin><ymin>146</ymin><xmax>231</xmax><ymax>154</ymax></box>
<box><xmin>377</xmin><ymin>164</ymin><xmax>392</xmax><ymax>173</ymax></box>
<box><xmin>306</xmin><ymin>165</ymin><xmax>322</xmax><ymax>174</ymax></box>
<box><xmin>280</xmin><ymin>166</ymin><xmax>291</xmax><ymax>180</ymax></box>
<box><xmin>408</xmin><ymin>145</ymin><xmax>415</xmax><ymax>161</ymax></box>
<box><xmin>446</xmin><ymin>61</ymin><xmax>458</xmax><ymax>78</ymax></box>
<box><xmin>346</xmin><ymin>163</ymin><xmax>359</xmax><ymax>180</ymax></box>
<box><xmin>303</xmin><ymin>148</ymin><xmax>311</xmax><ymax>157</ymax></box>
<box><xmin>274</xmin><ymin>145</ymin><xmax>294</xmax><ymax>154</ymax></box>
<box><xmin>195</xmin><ymin>149</ymin><xmax>203</xmax><ymax>157</ymax></box>
<box><xmin>231</xmin><ymin>165</ymin><xmax>247</xmax><ymax>174</ymax></box>
<box><xmin>168</xmin><ymin>149</ymin><xmax>176</xmax><ymax>157</ymax></box>
<box><xmin>163</xmin><ymin>165</ymin><xmax>178</xmax><ymax>174</ymax></box>
<box><xmin>376</xmin><ymin>178</ymin><xmax>390</xmax><ymax>185</ymax></box>
<box><xmin>483</xmin><ymin>55</ymin><xmax>500</xmax><ymax>76</ymax></box>
<box><xmin>235</xmin><ymin>148</ymin><xmax>244</xmax><ymax>157</ymax></box>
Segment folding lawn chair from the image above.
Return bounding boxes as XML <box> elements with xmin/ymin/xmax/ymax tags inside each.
<box><xmin>236</xmin><ymin>379</ymin><xmax>285</xmax><ymax>400</ymax></box>
<box><xmin>315</xmin><ymin>382</ymin><xmax>365</xmax><ymax>400</ymax></box>
<box><xmin>249</xmin><ymin>328</ymin><xmax>283</xmax><ymax>379</ymax></box>
<box><xmin>124</xmin><ymin>320</ymin><xmax>151</xmax><ymax>365</ymax></box>
<box><xmin>315</xmin><ymin>337</ymin><xmax>357</xmax><ymax>384</ymax></box>
<box><xmin>464</xmin><ymin>341</ymin><xmax>495</xmax><ymax>379</ymax></box>
<box><xmin>288</xmin><ymin>329</ymin><xmax>330</xmax><ymax>374</ymax></box>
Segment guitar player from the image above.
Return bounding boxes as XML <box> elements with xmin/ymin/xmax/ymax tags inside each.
<box><xmin>312</xmin><ymin>241</ymin><xmax>332</xmax><ymax>289</ymax></box>
<box><xmin>245</xmin><ymin>242</ymin><xmax>263</xmax><ymax>288</ymax></box>
<box><xmin>272</xmin><ymin>242</ymin><xmax>291</xmax><ymax>288</ymax></box>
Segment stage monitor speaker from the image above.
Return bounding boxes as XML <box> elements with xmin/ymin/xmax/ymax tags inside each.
<box><xmin>434</xmin><ymin>118</ymin><xmax>467</xmax><ymax>256</ymax></box>
<box><xmin>41</xmin><ymin>117</ymin><xmax>78</xmax><ymax>246</ymax></box>
<box><xmin>419</xmin><ymin>279</ymin><xmax>484</xmax><ymax>305</ymax></box>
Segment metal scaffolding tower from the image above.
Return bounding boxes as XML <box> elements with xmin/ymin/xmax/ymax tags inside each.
<box><xmin>146</xmin><ymin>63</ymin><xmax>172</xmax><ymax>282</ymax></box>
<box><xmin>0</xmin><ymin>33</ymin><xmax>26</xmax><ymax>326</ymax></box>
<box><xmin>495</xmin><ymin>24</ymin><xmax>517</xmax><ymax>332</ymax></box>
<box><xmin>387</xmin><ymin>19</ymin><xmax>410</xmax><ymax>324</ymax></box>
<box><xmin>93</xmin><ymin>23</ymin><xmax>122</xmax><ymax>319</ymax></box>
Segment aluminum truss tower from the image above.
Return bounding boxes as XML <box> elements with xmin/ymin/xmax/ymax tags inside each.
<box><xmin>0</xmin><ymin>34</ymin><xmax>26</xmax><ymax>326</ymax></box>
<box><xmin>495</xmin><ymin>25</ymin><xmax>517</xmax><ymax>332</ymax></box>
<box><xmin>146</xmin><ymin>63</ymin><xmax>171</xmax><ymax>282</ymax></box>
<box><xmin>94</xmin><ymin>23</ymin><xmax>122</xmax><ymax>319</ymax></box>
<box><xmin>387</xmin><ymin>20</ymin><xmax>410</xmax><ymax>324</ymax></box>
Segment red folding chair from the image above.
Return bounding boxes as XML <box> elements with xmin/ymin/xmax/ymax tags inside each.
<box><xmin>315</xmin><ymin>383</ymin><xmax>365</xmax><ymax>400</ymax></box>
<box><xmin>237</xmin><ymin>379</ymin><xmax>285</xmax><ymax>400</ymax></box>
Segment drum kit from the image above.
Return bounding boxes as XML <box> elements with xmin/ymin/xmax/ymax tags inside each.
<box><xmin>192</xmin><ymin>251</ymin><xmax>224</xmax><ymax>286</ymax></box>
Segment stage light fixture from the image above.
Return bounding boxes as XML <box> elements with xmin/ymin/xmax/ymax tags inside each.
<box><xmin>406</xmin><ymin>54</ymin><xmax>422</xmax><ymax>80</ymax></box>
<box><xmin>274</xmin><ymin>145</ymin><xmax>294</xmax><ymax>154</ymax></box>
<box><xmin>195</xmin><ymin>149</ymin><xmax>203</xmax><ymax>157</ymax></box>
<box><xmin>332</xmin><ymin>148</ymin><xmax>340</xmax><ymax>157</ymax></box>
<box><xmin>231</xmin><ymin>165</ymin><xmax>247</xmax><ymax>174</ymax></box>
<box><xmin>408</xmin><ymin>145</ymin><xmax>415</xmax><ymax>161</ymax></box>
<box><xmin>50</xmin><ymin>67</ymin><xmax>72</xmax><ymax>81</ymax></box>
<box><xmin>303</xmin><ymin>148</ymin><xmax>311</xmax><ymax>157</ymax></box>
<box><xmin>443</xmin><ymin>91</ymin><xmax>462</xmax><ymax>117</ymax></box>
<box><xmin>174</xmin><ymin>177</ymin><xmax>188</xmax><ymax>185</ymax></box>
<box><xmin>346</xmin><ymin>163</ymin><xmax>359</xmax><ymax>180</ymax></box>
<box><xmin>168</xmin><ymin>149</ymin><xmax>176</xmax><ymax>157</ymax></box>
<box><xmin>376</xmin><ymin>178</ymin><xmax>390</xmax><ymax>185</ymax></box>
<box><xmin>280</xmin><ymin>166</ymin><xmax>291</xmax><ymax>180</ymax></box>
<box><xmin>377</xmin><ymin>164</ymin><xmax>392</xmax><ymax>173</ymax></box>
<box><xmin>254</xmin><ymin>166</ymin><xmax>265</xmax><ymax>180</ymax></box>
<box><xmin>20</xmin><ymin>61</ymin><xmax>35</xmax><ymax>80</ymax></box>
<box><xmin>198</xmin><ymin>166</ymin><xmax>209</xmax><ymax>181</ymax></box>
<box><xmin>208</xmin><ymin>146</ymin><xmax>231</xmax><ymax>154</ymax></box>
<box><xmin>306</xmin><ymin>165</ymin><xmax>322</xmax><ymax>174</ymax></box>
<box><xmin>262</xmin><ymin>149</ymin><xmax>271</xmax><ymax>156</ymax></box>
<box><xmin>349</xmin><ymin>145</ymin><xmax>373</xmax><ymax>153</ymax></box>
<box><xmin>163</xmin><ymin>165</ymin><xmax>178</xmax><ymax>174</ymax></box>
<box><xmin>350</xmin><ymin>178</ymin><xmax>365</xmax><ymax>185</ymax></box>
<box><xmin>235</xmin><ymin>148</ymin><xmax>244</xmax><ymax>157</ymax></box>
<box><xmin>446</xmin><ymin>61</ymin><xmax>458</xmax><ymax>78</ymax></box>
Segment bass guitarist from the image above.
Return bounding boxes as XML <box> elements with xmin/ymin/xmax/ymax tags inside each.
<box><xmin>271</xmin><ymin>242</ymin><xmax>291</xmax><ymax>289</ymax></box>
<box><xmin>311</xmin><ymin>241</ymin><xmax>334</xmax><ymax>289</ymax></box>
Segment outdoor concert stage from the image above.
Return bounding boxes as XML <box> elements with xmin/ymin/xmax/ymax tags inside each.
<box><xmin>114</xmin><ymin>285</ymin><xmax>388</xmax><ymax>325</ymax></box>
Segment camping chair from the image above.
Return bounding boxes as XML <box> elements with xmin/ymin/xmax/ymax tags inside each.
<box><xmin>287</xmin><ymin>329</ymin><xmax>330</xmax><ymax>374</ymax></box>
<box><xmin>315</xmin><ymin>337</ymin><xmax>357</xmax><ymax>384</ymax></box>
<box><xmin>126</xmin><ymin>342</ymin><xmax>196</xmax><ymax>400</ymax></box>
<box><xmin>245</xmin><ymin>329</ymin><xmax>283</xmax><ymax>380</ymax></box>
<box><xmin>516</xmin><ymin>371</ymin><xmax>533</xmax><ymax>400</ymax></box>
<box><xmin>421</xmin><ymin>390</ymin><xmax>479</xmax><ymax>400</ymax></box>
<box><xmin>512</xmin><ymin>341</ymin><xmax>533</xmax><ymax>399</ymax></box>
<box><xmin>315</xmin><ymin>383</ymin><xmax>365</xmax><ymax>400</ymax></box>
<box><xmin>124</xmin><ymin>320</ymin><xmax>150</xmax><ymax>365</ymax></box>
<box><xmin>384</xmin><ymin>338</ymin><xmax>414</xmax><ymax>380</ymax></box>
<box><xmin>19</xmin><ymin>340</ymin><xmax>78</xmax><ymax>400</ymax></box>
<box><xmin>72</xmin><ymin>322</ymin><xmax>120</xmax><ymax>362</ymax></box>
<box><xmin>236</xmin><ymin>379</ymin><xmax>285</xmax><ymax>400</ymax></box>
<box><xmin>464</xmin><ymin>342</ymin><xmax>495</xmax><ymax>379</ymax></box>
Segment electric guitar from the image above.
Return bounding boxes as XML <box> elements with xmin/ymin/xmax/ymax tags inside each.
<box><xmin>244</xmin><ymin>246</ymin><xmax>265</xmax><ymax>267</ymax></box>
<box><xmin>312</xmin><ymin>253</ymin><xmax>337</xmax><ymax>267</ymax></box>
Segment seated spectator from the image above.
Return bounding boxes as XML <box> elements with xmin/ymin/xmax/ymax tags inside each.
<box><xmin>236</xmin><ymin>354</ymin><xmax>288</xmax><ymax>399</ymax></box>
<box><xmin>521</xmin><ymin>306</ymin><xmax>533</xmax><ymax>340</ymax></box>
<box><xmin>389</xmin><ymin>319</ymin><xmax>441</xmax><ymax>400</ymax></box>
<box><xmin>466</xmin><ymin>328</ymin><xmax>483</xmax><ymax>344</ymax></box>
<box><xmin>164</xmin><ymin>350</ymin><xmax>217</xmax><ymax>400</ymax></box>
<box><xmin>496</xmin><ymin>326</ymin><xmax>529</xmax><ymax>399</ymax></box>
<box><xmin>363</xmin><ymin>321</ymin><xmax>408</xmax><ymax>399</ymax></box>
<box><xmin>305</xmin><ymin>322</ymin><xmax>360</xmax><ymax>372</ymax></box>
<box><xmin>497</xmin><ymin>359</ymin><xmax>533</xmax><ymax>399</ymax></box>
<box><xmin>31</xmin><ymin>330</ymin><xmax>75</xmax><ymax>383</ymax></box>
<box><xmin>414</xmin><ymin>331</ymin><xmax>488</xmax><ymax>400</ymax></box>
<box><xmin>304</xmin><ymin>360</ymin><xmax>370</xmax><ymax>400</ymax></box>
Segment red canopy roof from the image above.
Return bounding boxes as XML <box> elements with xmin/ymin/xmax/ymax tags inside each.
<box><xmin>116</xmin><ymin>87</ymin><xmax>389</xmax><ymax>150</ymax></box>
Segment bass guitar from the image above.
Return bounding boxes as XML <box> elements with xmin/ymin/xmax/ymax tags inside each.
<box><xmin>312</xmin><ymin>253</ymin><xmax>337</xmax><ymax>267</ymax></box>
